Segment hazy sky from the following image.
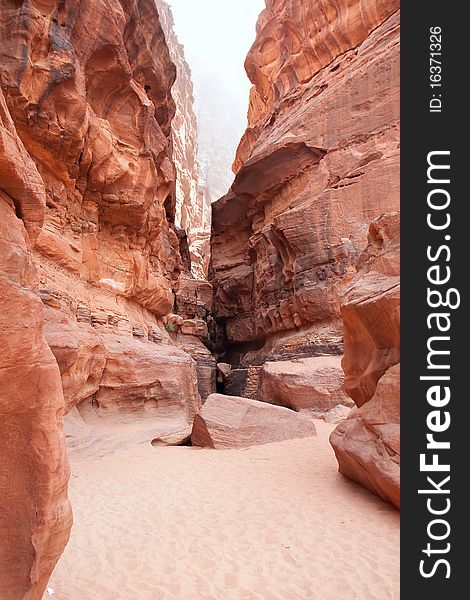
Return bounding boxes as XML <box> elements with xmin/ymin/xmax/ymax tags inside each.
<box><xmin>166</xmin><ymin>0</ymin><xmax>266</xmax><ymax>199</ymax></box>
<box><xmin>167</xmin><ymin>0</ymin><xmax>265</xmax><ymax>104</ymax></box>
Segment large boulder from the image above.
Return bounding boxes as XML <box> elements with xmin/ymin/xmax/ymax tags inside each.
<box><xmin>191</xmin><ymin>394</ymin><xmax>317</xmax><ymax>449</ymax></box>
<box><xmin>330</xmin><ymin>364</ymin><xmax>400</xmax><ymax>508</ymax></box>
<box><xmin>259</xmin><ymin>356</ymin><xmax>353</xmax><ymax>416</ymax></box>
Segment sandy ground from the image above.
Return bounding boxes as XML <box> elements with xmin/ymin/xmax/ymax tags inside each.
<box><xmin>47</xmin><ymin>421</ymin><xmax>399</xmax><ymax>600</ymax></box>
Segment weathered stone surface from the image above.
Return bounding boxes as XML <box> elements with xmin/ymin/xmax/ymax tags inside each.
<box><xmin>324</xmin><ymin>404</ymin><xmax>353</xmax><ymax>425</ymax></box>
<box><xmin>191</xmin><ymin>393</ymin><xmax>317</xmax><ymax>449</ymax></box>
<box><xmin>0</xmin><ymin>0</ymin><xmax>213</xmax><ymax>435</ymax></box>
<box><xmin>260</xmin><ymin>356</ymin><xmax>353</xmax><ymax>415</ymax></box>
<box><xmin>340</xmin><ymin>213</ymin><xmax>400</xmax><ymax>407</ymax></box>
<box><xmin>330</xmin><ymin>364</ymin><xmax>400</xmax><ymax>508</ymax></box>
<box><xmin>44</xmin><ymin>308</ymin><xmax>202</xmax><ymax>444</ymax></box>
<box><xmin>0</xmin><ymin>89</ymin><xmax>71</xmax><ymax>599</ymax></box>
<box><xmin>175</xmin><ymin>274</ymin><xmax>213</xmax><ymax>319</ymax></box>
<box><xmin>157</xmin><ymin>0</ymin><xmax>211</xmax><ymax>279</ymax></box>
<box><xmin>0</xmin><ymin>1</ymin><xmax>215</xmax><ymax>592</ymax></box>
<box><xmin>210</xmin><ymin>1</ymin><xmax>400</xmax><ymax>366</ymax></box>
<box><xmin>0</xmin><ymin>0</ymin><xmax>182</xmax><ymax>320</ymax></box>
<box><xmin>330</xmin><ymin>212</ymin><xmax>400</xmax><ymax>508</ymax></box>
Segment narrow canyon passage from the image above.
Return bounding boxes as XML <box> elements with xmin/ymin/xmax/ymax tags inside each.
<box><xmin>0</xmin><ymin>0</ymin><xmax>400</xmax><ymax>598</ymax></box>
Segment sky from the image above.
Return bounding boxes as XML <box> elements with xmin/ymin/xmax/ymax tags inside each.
<box><xmin>167</xmin><ymin>0</ymin><xmax>266</xmax><ymax>103</ymax></box>
<box><xmin>166</xmin><ymin>0</ymin><xmax>266</xmax><ymax>199</ymax></box>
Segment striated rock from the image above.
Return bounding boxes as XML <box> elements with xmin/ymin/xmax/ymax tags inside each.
<box><xmin>191</xmin><ymin>394</ymin><xmax>317</xmax><ymax>449</ymax></box>
<box><xmin>0</xmin><ymin>90</ymin><xmax>71</xmax><ymax>599</ymax></box>
<box><xmin>340</xmin><ymin>213</ymin><xmax>400</xmax><ymax>407</ymax></box>
<box><xmin>45</xmin><ymin>312</ymin><xmax>107</xmax><ymax>414</ymax></box>
<box><xmin>44</xmin><ymin>308</ymin><xmax>202</xmax><ymax>445</ymax></box>
<box><xmin>331</xmin><ymin>364</ymin><xmax>400</xmax><ymax>508</ymax></box>
<box><xmin>1</xmin><ymin>0</ymin><xmax>213</xmax><ymax>442</ymax></box>
<box><xmin>330</xmin><ymin>212</ymin><xmax>400</xmax><ymax>507</ymax></box>
<box><xmin>175</xmin><ymin>274</ymin><xmax>213</xmax><ymax>319</ymax></box>
<box><xmin>156</xmin><ymin>1</ymin><xmax>211</xmax><ymax>279</ymax></box>
<box><xmin>210</xmin><ymin>1</ymin><xmax>400</xmax><ymax>369</ymax></box>
<box><xmin>260</xmin><ymin>356</ymin><xmax>353</xmax><ymax>416</ymax></box>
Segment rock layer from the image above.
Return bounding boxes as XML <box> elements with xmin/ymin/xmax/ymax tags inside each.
<box><xmin>0</xmin><ymin>88</ymin><xmax>72</xmax><ymax>600</ymax></box>
<box><xmin>191</xmin><ymin>394</ymin><xmax>317</xmax><ymax>449</ymax></box>
<box><xmin>330</xmin><ymin>212</ymin><xmax>400</xmax><ymax>508</ymax></box>
<box><xmin>210</xmin><ymin>0</ymin><xmax>400</xmax><ymax>366</ymax></box>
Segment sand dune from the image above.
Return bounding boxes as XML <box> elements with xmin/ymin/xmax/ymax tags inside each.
<box><xmin>47</xmin><ymin>421</ymin><xmax>399</xmax><ymax>599</ymax></box>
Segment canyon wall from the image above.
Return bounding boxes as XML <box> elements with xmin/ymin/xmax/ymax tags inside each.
<box><xmin>156</xmin><ymin>0</ymin><xmax>211</xmax><ymax>280</ymax></box>
<box><xmin>211</xmin><ymin>0</ymin><xmax>400</xmax><ymax>374</ymax></box>
<box><xmin>0</xmin><ymin>0</ymin><xmax>215</xmax><ymax>442</ymax></box>
<box><xmin>0</xmin><ymin>1</ymin><xmax>214</xmax><ymax>592</ymax></box>
<box><xmin>0</xmin><ymin>86</ymin><xmax>72</xmax><ymax>600</ymax></box>
<box><xmin>209</xmin><ymin>0</ymin><xmax>400</xmax><ymax>503</ymax></box>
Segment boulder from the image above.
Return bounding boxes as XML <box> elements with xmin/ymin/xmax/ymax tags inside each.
<box><xmin>260</xmin><ymin>356</ymin><xmax>353</xmax><ymax>415</ymax></box>
<box><xmin>330</xmin><ymin>364</ymin><xmax>400</xmax><ymax>508</ymax></box>
<box><xmin>191</xmin><ymin>394</ymin><xmax>317</xmax><ymax>449</ymax></box>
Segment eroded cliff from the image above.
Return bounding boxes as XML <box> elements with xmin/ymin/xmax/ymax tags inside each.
<box><xmin>0</xmin><ymin>0</ymin><xmax>217</xmax><ymax>445</ymax></box>
<box><xmin>209</xmin><ymin>0</ymin><xmax>400</xmax><ymax>504</ymax></box>
<box><xmin>0</xmin><ymin>85</ymin><xmax>72</xmax><ymax>600</ymax></box>
<box><xmin>211</xmin><ymin>0</ymin><xmax>400</xmax><ymax>372</ymax></box>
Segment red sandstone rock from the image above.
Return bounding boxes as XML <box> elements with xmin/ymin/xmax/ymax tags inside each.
<box><xmin>330</xmin><ymin>212</ymin><xmax>400</xmax><ymax>508</ymax></box>
<box><xmin>340</xmin><ymin>213</ymin><xmax>400</xmax><ymax>407</ymax></box>
<box><xmin>175</xmin><ymin>333</ymin><xmax>216</xmax><ymax>401</ymax></box>
<box><xmin>0</xmin><ymin>90</ymin><xmax>71</xmax><ymax>599</ymax></box>
<box><xmin>1</xmin><ymin>0</ymin><xmax>213</xmax><ymax>438</ymax></box>
<box><xmin>1</xmin><ymin>1</ymin><xmax>212</xmax><ymax>592</ymax></box>
<box><xmin>191</xmin><ymin>393</ymin><xmax>317</xmax><ymax>449</ymax></box>
<box><xmin>0</xmin><ymin>0</ymin><xmax>181</xmax><ymax>319</ymax></box>
<box><xmin>260</xmin><ymin>356</ymin><xmax>353</xmax><ymax>415</ymax></box>
<box><xmin>210</xmin><ymin>1</ymin><xmax>400</xmax><ymax>363</ymax></box>
<box><xmin>330</xmin><ymin>364</ymin><xmax>400</xmax><ymax>508</ymax></box>
<box><xmin>44</xmin><ymin>308</ymin><xmax>202</xmax><ymax>444</ymax></box>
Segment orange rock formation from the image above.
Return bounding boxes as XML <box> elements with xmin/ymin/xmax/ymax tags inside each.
<box><xmin>211</xmin><ymin>0</ymin><xmax>400</xmax><ymax>358</ymax></box>
<box><xmin>0</xmin><ymin>0</ymin><xmax>213</xmax><ymax>594</ymax></box>
<box><xmin>0</xmin><ymin>86</ymin><xmax>72</xmax><ymax>600</ymax></box>
<box><xmin>330</xmin><ymin>212</ymin><xmax>400</xmax><ymax>508</ymax></box>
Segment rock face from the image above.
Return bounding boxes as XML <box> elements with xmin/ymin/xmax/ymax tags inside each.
<box><xmin>0</xmin><ymin>0</ymin><xmax>182</xmax><ymax>317</ymax></box>
<box><xmin>259</xmin><ymin>356</ymin><xmax>353</xmax><ymax>416</ymax></box>
<box><xmin>0</xmin><ymin>0</ymin><xmax>212</xmax><ymax>437</ymax></box>
<box><xmin>0</xmin><ymin>88</ymin><xmax>72</xmax><ymax>600</ymax></box>
<box><xmin>191</xmin><ymin>394</ymin><xmax>317</xmax><ymax>449</ymax></box>
<box><xmin>156</xmin><ymin>0</ymin><xmax>211</xmax><ymax>279</ymax></box>
<box><xmin>330</xmin><ymin>212</ymin><xmax>400</xmax><ymax>508</ymax></box>
<box><xmin>210</xmin><ymin>0</ymin><xmax>400</xmax><ymax>368</ymax></box>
